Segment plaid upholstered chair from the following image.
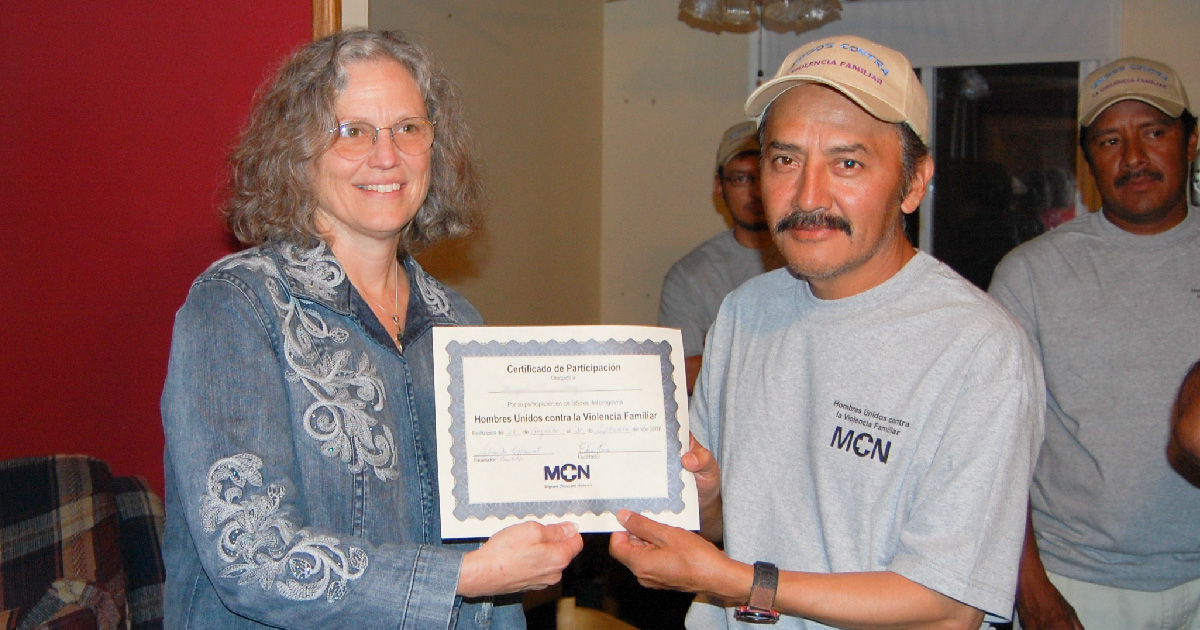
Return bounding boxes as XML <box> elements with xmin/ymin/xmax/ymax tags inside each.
<box><xmin>0</xmin><ymin>456</ymin><xmax>165</xmax><ymax>630</ymax></box>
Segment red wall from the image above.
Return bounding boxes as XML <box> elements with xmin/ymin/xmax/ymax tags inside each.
<box><xmin>1</xmin><ymin>2</ymin><xmax>311</xmax><ymax>493</ymax></box>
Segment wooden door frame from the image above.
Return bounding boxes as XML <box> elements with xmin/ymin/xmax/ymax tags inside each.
<box><xmin>314</xmin><ymin>0</ymin><xmax>341</xmax><ymax>39</ymax></box>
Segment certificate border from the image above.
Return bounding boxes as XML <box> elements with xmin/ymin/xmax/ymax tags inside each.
<box><xmin>445</xmin><ymin>338</ymin><xmax>686</xmax><ymax>521</ymax></box>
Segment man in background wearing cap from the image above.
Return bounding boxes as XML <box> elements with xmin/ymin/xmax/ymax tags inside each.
<box><xmin>612</xmin><ymin>35</ymin><xmax>1042</xmax><ymax>629</ymax></box>
<box><xmin>989</xmin><ymin>56</ymin><xmax>1200</xmax><ymax>630</ymax></box>
<box><xmin>659</xmin><ymin>121</ymin><xmax>783</xmax><ymax>395</ymax></box>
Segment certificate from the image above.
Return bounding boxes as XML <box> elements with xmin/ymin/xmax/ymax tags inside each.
<box><xmin>432</xmin><ymin>325</ymin><xmax>699</xmax><ymax>538</ymax></box>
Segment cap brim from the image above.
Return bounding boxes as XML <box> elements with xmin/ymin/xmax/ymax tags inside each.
<box><xmin>745</xmin><ymin>75</ymin><xmax>906</xmax><ymax>127</ymax></box>
<box><xmin>1080</xmin><ymin>95</ymin><xmax>1187</xmax><ymax>126</ymax></box>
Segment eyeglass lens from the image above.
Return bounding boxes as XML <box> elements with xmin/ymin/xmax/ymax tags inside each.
<box><xmin>331</xmin><ymin>118</ymin><xmax>435</xmax><ymax>158</ymax></box>
<box><xmin>723</xmin><ymin>173</ymin><xmax>757</xmax><ymax>186</ymax></box>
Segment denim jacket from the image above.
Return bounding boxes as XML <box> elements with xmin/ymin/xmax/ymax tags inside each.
<box><xmin>161</xmin><ymin>241</ymin><xmax>524</xmax><ymax>629</ymax></box>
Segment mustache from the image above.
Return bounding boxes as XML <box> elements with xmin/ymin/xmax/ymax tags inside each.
<box><xmin>1114</xmin><ymin>169</ymin><xmax>1164</xmax><ymax>188</ymax></box>
<box><xmin>774</xmin><ymin>209</ymin><xmax>853</xmax><ymax>236</ymax></box>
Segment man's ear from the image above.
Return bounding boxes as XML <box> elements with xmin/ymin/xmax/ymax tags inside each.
<box><xmin>901</xmin><ymin>155</ymin><xmax>935</xmax><ymax>216</ymax></box>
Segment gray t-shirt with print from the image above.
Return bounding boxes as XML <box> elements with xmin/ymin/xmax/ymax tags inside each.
<box><xmin>690</xmin><ymin>252</ymin><xmax>1044</xmax><ymax>628</ymax></box>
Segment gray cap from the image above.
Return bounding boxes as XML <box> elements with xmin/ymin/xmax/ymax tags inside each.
<box><xmin>716</xmin><ymin>120</ymin><xmax>760</xmax><ymax>170</ymax></box>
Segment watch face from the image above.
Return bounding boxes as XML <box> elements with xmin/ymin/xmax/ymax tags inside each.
<box><xmin>734</xmin><ymin>606</ymin><xmax>780</xmax><ymax>624</ymax></box>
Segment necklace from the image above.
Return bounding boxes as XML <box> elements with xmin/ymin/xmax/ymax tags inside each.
<box><xmin>362</xmin><ymin>261</ymin><xmax>403</xmax><ymax>349</ymax></box>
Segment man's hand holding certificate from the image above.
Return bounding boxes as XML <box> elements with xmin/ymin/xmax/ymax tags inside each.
<box><xmin>433</xmin><ymin>325</ymin><xmax>700</xmax><ymax>538</ymax></box>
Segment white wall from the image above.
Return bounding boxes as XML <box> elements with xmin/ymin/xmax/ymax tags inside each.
<box><xmin>601</xmin><ymin>1</ymin><xmax>753</xmax><ymax>326</ymax></box>
<box><xmin>342</xmin><ymin>0</ymin><xmax>369</xmax><ymax>30</ymax></box>
<box><xmin>760</xmin><ymin>0</ymin><xmax>1122</xmax><ymax>70</ymax></box>
<box><xmin>370</xmin><ymin>1</ymin><xmax>605</xmax><ymax>325</ymax></box>
<box><xmin>1122</xmin><ymin>0</ymin><xmax>1200</xmax><ymax>99</ymax></box>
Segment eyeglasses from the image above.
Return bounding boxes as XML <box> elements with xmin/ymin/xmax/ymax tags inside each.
<box><xmin>328</xmin><ymin>117</ymin><xmax>436</xmax><ymax>159</ymax></box>
<box><xmin>721</xmin><ymin>173</ymin><xmax>758</xmax><ymax>187</ymax></box>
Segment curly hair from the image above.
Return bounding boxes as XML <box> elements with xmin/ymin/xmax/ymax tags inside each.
<box><xmin>222</xmin><ymin>29</ymin><xmax>485</xmax><ymax>252</ymax></box>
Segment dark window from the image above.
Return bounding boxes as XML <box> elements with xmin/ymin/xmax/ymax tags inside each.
<box><xmin>921</xmin><ymin>62</ymin><xmax>1080</xmax><ymax>289</ymax></box>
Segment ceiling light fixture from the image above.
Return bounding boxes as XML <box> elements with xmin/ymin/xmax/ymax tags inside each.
<box><xmin>679</xmin><ymin>0</ymin><xmax>842</xmax><ymax>33</ymax></box>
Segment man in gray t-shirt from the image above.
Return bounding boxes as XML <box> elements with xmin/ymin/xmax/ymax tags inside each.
<box><xmin>612</xmin><ymin>36</ymin><xmax>1043</xmax><ymax>629</ymax></box>
<box><xmin>990</xmin><ymin>57</ymin><xmax>1200</xmax><ymax>630</ymax></box>
<box><xmin>659</xmin><ymin>120</ymin><xmax>783</xmax><ymax>394</ymax></box>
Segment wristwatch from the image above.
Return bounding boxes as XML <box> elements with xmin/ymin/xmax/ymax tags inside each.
<box><xmin>733</xmin><ymin>561</ymin><xmax>780</xmax><ymax>624</ymax></box>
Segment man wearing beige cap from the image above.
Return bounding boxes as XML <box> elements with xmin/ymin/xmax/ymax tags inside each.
<box><xmin>659</xmin><ymin>121</ymin><xmax>783</xmax><ymax>395</ymax></box>
<box><xmin>612</xmin><ymin>35</ymin><xmax>1043</xmax><ymax>629</ymax></box>
<box><xmin>990</xmin><ymin>57</ymin><xmax>1200</xmax><ymax>629</ymax></box>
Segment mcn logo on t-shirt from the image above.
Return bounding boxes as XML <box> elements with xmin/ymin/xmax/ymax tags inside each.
<box><xmin>829</xmin><ymin>426</ymin><xmax>892</xmax><ymax>464</ymax></box>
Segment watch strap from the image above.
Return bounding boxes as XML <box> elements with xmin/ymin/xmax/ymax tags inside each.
<box><xmin>747</xmin><ymin>561</ymin><xmax>778</xmax><ymax>610</ymax></box>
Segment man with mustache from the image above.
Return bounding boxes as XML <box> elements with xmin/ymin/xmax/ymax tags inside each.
<box><xmin>660</xmin><ymin>121</ymin><xmax>783</xmax><ymax>395</ymax></box>
<box><xmin>611</xmin><ymin>36</ymin><xmax>1044</xmax><ymax>629</ymax></box>
<box><xmin>989</xmin><ymin>57</ymin><xmax>1200</xmax><ymax>630</ymax></box>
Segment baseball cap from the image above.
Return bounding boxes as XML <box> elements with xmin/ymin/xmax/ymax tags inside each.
<box><xmin>744</xmin><ymin>35</ymin><xmax>928</xmax><ymax>144</ymax></box>
<box><xmin>716</xmin><ymin>120</ymin><xmax>760</xmax><ymax>170</ymax></box>
<box><xmin>1078</xmin><ymin>56</ymin><xmax>1190</xmax><ymax>126</ymax></box>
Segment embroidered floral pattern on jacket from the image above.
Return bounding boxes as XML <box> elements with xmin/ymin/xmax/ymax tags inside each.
<box><xmin>278</xmin><ymin>244</ymin><xmax>345</xmax><ymax>303</ymax></box>
<box><xmin>199</xmin><ymin>454</ymin><xmax>369</xmax><ymax>603</ymax></box>
<box><xmin>224</xmin><ymin>244</ymin><xmax>399</xmax><ymax>481</ymax></box>
<box><xmin>412</xmin><ymin>265</ymin><xmax>451</xmax><ymax>317</ymax></box>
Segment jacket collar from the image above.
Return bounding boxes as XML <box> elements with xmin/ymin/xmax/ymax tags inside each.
<box><xmin>266</xmin><ymin>240</ymin><xmax>463</xmax><ymax>329</ymax></box>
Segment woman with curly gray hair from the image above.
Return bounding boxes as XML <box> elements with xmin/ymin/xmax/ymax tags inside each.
<box><xmin>161</xmin><ymin>30</ymin><xmax>581</xmax><ymax>629</ymax></box>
